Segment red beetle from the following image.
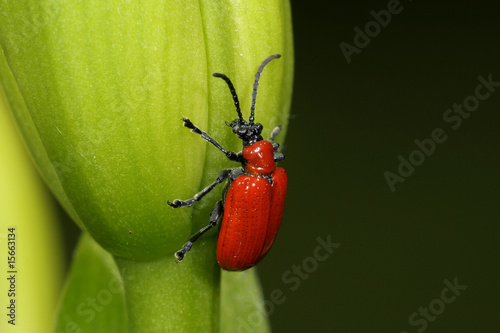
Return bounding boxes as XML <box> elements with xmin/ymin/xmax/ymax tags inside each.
<box><xmin>168</xmin><ymin>54</ymin><xmax>287</xmax><ymax>271</ymax></box>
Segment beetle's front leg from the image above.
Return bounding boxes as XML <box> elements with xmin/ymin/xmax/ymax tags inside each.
<box><xmin>181</xmin><ymin>118</ymin><xmax>241</xmax><ymax>162</ymax></box>
<box><xmin>175</xmin><ymin>200</ymin><xmax>224</xmax><ymax>262</ymax></box>
<box><xmin>167</xmin><ymin>169</ymin><xmax>231</xmax><ymax>208</ymax></box>
<box><xmin>268</xmin><ymin>125</ymin><xmax>284</xmax><ymax>152</ymax></box>
<box><xmin>269</xmin><ymin>124</ymin><xmax>285</xmax><ymax>161</ymax></box>
<box><xmin>268</xmin><ymin>125</ymin><xmax>282</xmax><ymax>142</ymax></box>
<box><xmin>274</xmin><ymin>152</ymin><xmax>285</xmax><ymax>162</ymax></box>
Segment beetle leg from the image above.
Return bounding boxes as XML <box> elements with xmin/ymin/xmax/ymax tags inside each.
<box><xmin>175</xmin><ymin>200</ymin><xmax>224</xmax><ymax>262</ymax></box>
<box><xmin>268</xmin><ymin>125</ymin><xmax>282</xmax><ymax>143</ymax></box>
<box><xmin>167</xmin><ymin>169</ymin><xmax>231</xmax><ymax>208</ymax></box>
<box><xmin>268</xmin><ymin>125</ymin><xmax>285</xmax><ymax>153</ymax></box>
<box><xmin>181</xmin><ymin>118</ymin><xmax>241</xmax><ymax>162</ymax></box>
<box><xmin>274</xmin><ymin>152</ymin><xmax>285</xmax><ymax>162</ymax></box>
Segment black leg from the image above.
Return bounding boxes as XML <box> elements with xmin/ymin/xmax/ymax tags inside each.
<box><xmin>268</xmin><ymin>125</ymin><xmax>282</xmax><ymax>142</ymax></box>
<box><xmin>181</xmin><ymin>118</ymin><xmax>240</xmax><ymax>161</ymax></box>
<box><xmin>175</xmin><ymin>200</ymin><xmax>224</xmax><ymax>262</ymax></box>
<box><xmin>268</xmin><ymin>125</ymin><xmax>283</xmax><ymax>152</ymax></box>
<box><xmin>167</xmin><ymin>169</ymin><xmax>231</xmax><ymax>208</ymax></box>
<box><xmin>274</xmin><ymin>153</ymin><xmax>285</xmax><ymax>162</ymax></box>
<box><xmin>268</xmin><ymin>125</ymin><xmax>285</xmax><ymax>161</ymax></box>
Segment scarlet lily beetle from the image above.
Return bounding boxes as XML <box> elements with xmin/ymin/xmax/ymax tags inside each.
<box><xmin>167</xmin><ymin>54</ymin><xmax>287</xmax><ymax>271</ymax></box>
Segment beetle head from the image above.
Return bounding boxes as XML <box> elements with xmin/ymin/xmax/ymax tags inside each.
<box><xmin>212</xmin><ymin>54</ymin><xmax>281</xmax><ymax>147</ymax></box>
<box><xmin>226</xmin><ymin>119</ymin><xmax>263</xmax><ymax>146</ymax></box>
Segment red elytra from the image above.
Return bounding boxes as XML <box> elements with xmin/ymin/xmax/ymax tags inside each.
<box><xmin>217</xmin><ymin>141</ymin><xmax>287</xmax><ymax>271</ymax></box>
<box><xmin>168</xmin><ymin>54</ymin><xmax>287</xmax><ymax>271</ymax></box>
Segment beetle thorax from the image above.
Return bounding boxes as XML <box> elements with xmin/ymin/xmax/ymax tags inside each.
<box><xmin>242</xmin><ymin>140</ymin><xmax>276</xmax><ymax>174</ymax></box>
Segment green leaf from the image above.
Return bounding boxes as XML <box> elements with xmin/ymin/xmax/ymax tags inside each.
<box><xmin>0</xmin><ymin>86</ymin><xmax>65</xmax><ymax>333</ymax></box>
<box><xmin>55</xmin><ymin>233</ymin><xmax>129</xmax><ymax>333</ymax></box>
<box><xmin>221</xmin><ymin>269</ymin><xmax>271</xmax><ymax>333</ymax></box>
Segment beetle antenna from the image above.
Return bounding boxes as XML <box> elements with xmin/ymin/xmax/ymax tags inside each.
<box><xmin>250</xmin><ymin>54</ymin><xmax>281</xmax><ymax>124</ymax></box>
<box><xmin>212</xmin><ymin>73</ymin><xmax>243</xmax><ymax>122</ymax></box>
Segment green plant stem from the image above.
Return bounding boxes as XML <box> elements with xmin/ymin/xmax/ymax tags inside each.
<box><xmin>114</xmin><ymin>236</ymin><xmax>220</xmax><ymax>333</ymax></box>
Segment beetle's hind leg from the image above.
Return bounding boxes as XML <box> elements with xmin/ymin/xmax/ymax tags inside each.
<box><xmin>167</xmin><ymin>169</ymin><xmax>231</xmax><ymax>208</ymax></box>
<box><xmin>175</xmin><ymin>200</ymin><xmax>224</xmax><ymax>262</ymax></box>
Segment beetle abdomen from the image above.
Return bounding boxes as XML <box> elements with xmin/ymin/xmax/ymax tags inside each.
<box><xmin>261</xmin><ymin>167</ymin><xmax>287</xmax><ymax>257</ymax></box>
<box><xmin>217</xmin><ymin>169</ymin><xmax>287</xmax><ymax>271</ymax></box>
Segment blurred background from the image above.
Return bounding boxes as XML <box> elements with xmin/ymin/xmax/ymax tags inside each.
<box><xmin>2</xmin><ymin>1</ymin><xmax>499</xmax><ymax>332</ymax></box>
<box><xmin>259</xmin><ymin>0</ymin><xmax>500</xmax><ymax>332</ymax></box>
<box><xmin>258</xmin><ymin>1</ymin><xmax>500</xmax><ymax>332</ymax></box>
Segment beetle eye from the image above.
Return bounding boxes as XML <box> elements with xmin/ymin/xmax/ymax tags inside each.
<box><xmin>254</xmin><ymin>123</ymin><xmax>263</xmax><ymax>134</ymax></box>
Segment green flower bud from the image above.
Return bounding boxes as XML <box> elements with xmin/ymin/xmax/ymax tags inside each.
<box><xmin>0</xmin><ymin>0</ymin><xmax>293</xmax><ymax>261</ymax></box>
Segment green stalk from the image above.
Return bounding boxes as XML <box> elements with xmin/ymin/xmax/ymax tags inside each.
<box><xmin>115</xmin><ymin>237</ymin><xmax>220</xmax><ymax>333</ymax></box>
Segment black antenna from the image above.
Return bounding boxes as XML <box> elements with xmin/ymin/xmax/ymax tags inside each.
<box><xmin>250</xmin><ymin>54</ymin><xmax>281</xmax><ymax>124</ymax></box>
<box><xmin>212</xmin><ymin>73</ymin><xmax>243</xmax><ymax>122</ymax></box>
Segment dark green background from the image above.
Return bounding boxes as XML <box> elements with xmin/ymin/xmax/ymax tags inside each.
<box><xmin>258</xmin><ymin>1</ymin><xmax>500</xmax><ymax>332</ymax></box>
<box><xmin>57</xmin><ymin>1</ymin><xmax>500</xmax><ymax>332</ymax></box>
